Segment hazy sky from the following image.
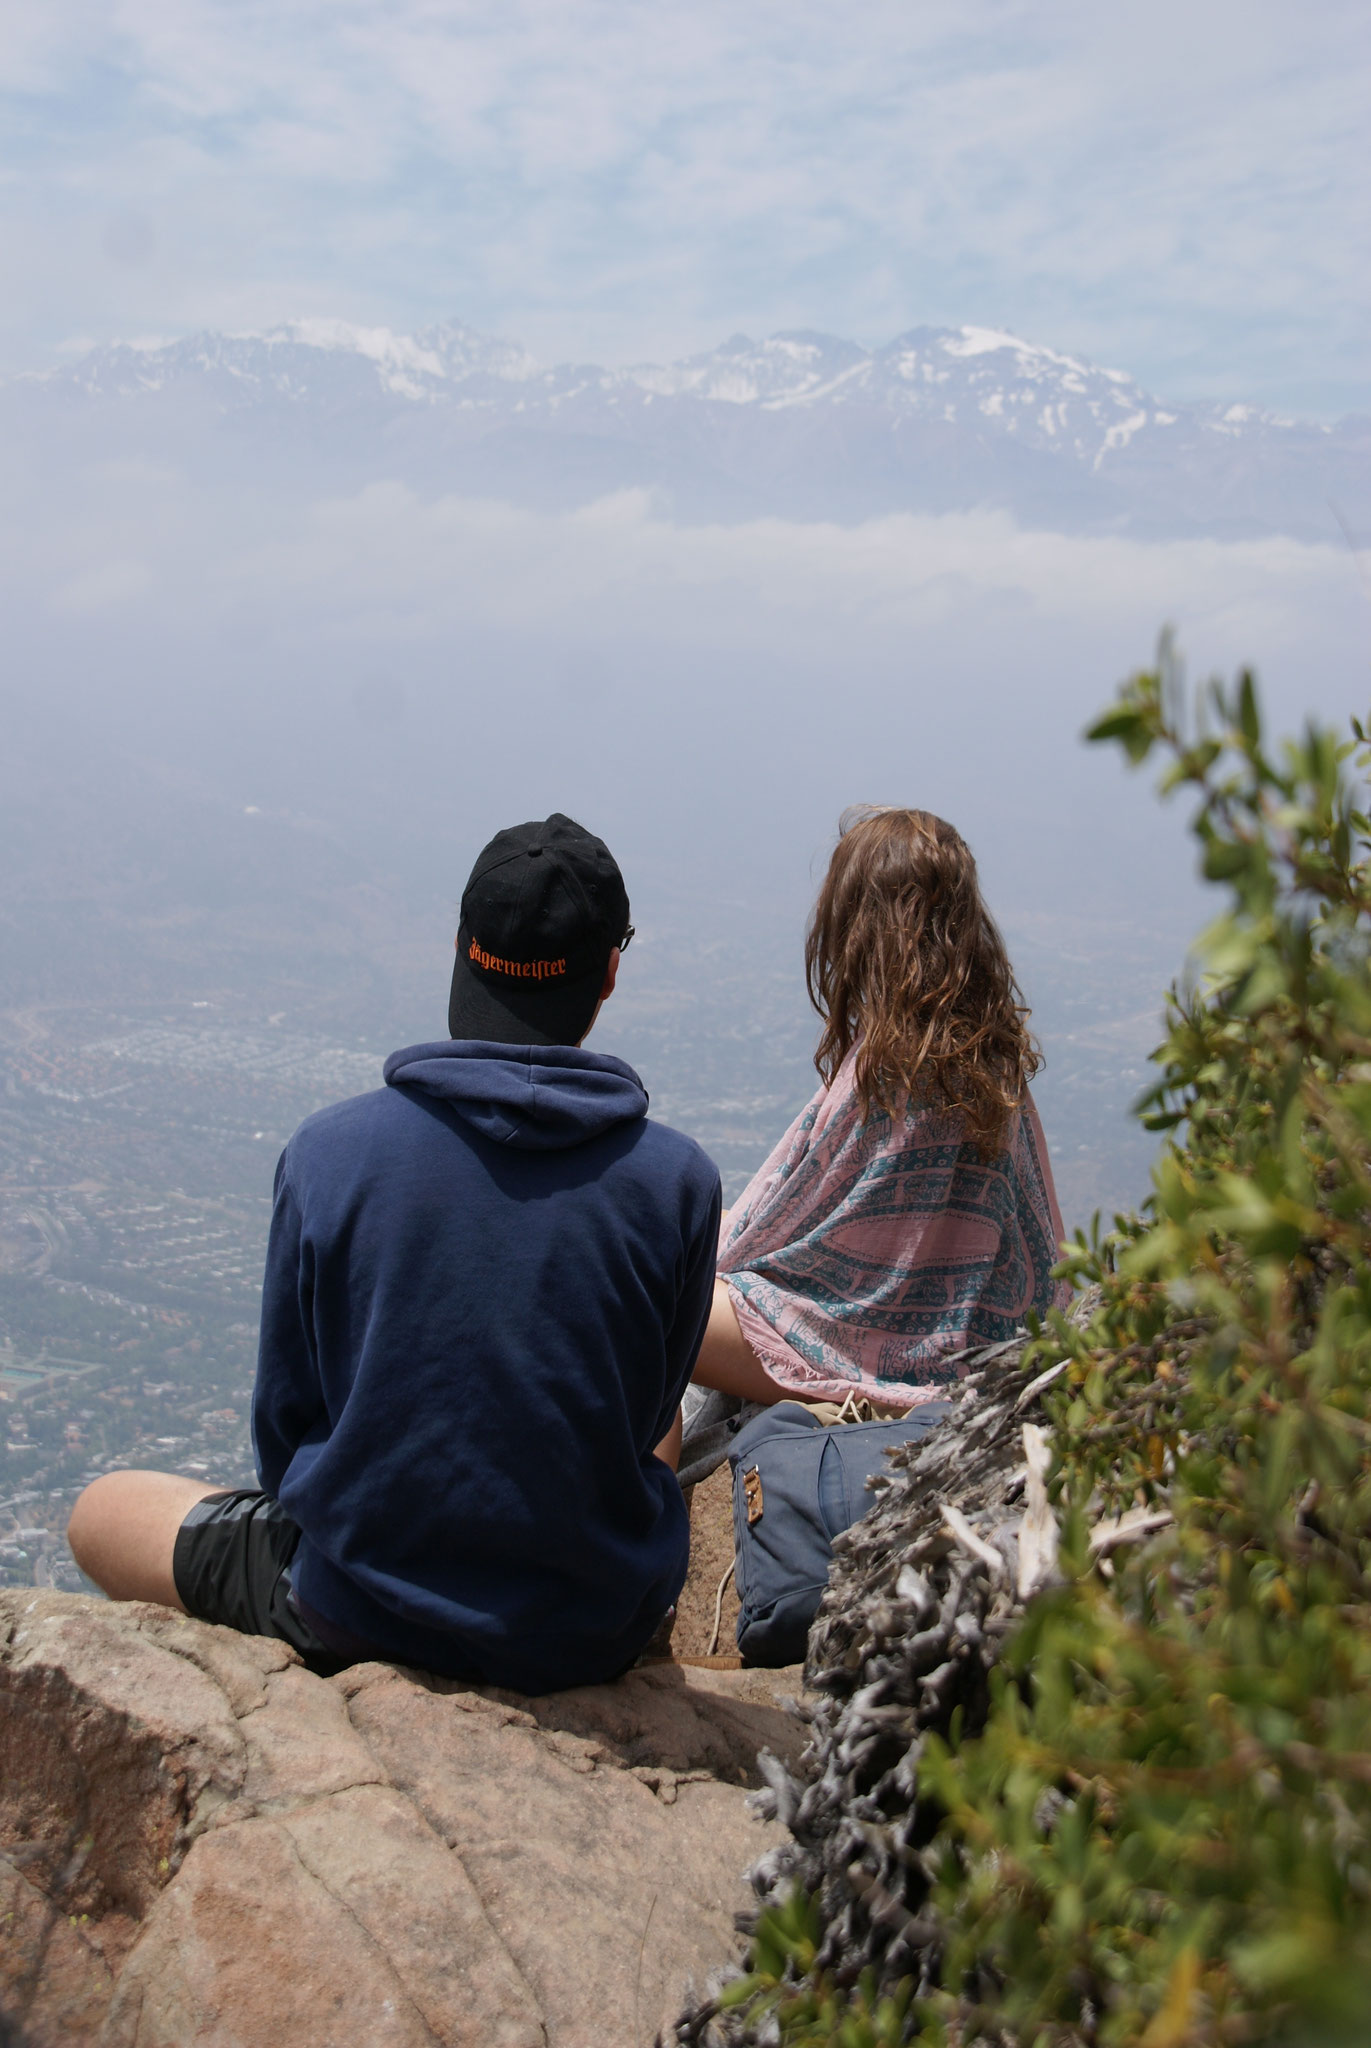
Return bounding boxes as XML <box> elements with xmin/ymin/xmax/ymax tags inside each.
<box><xmin>4</xmin><ymin>0</ymin><xmax>1370</xmax><ymax>1222</ymax></box>
<box><xmin>3</xmin><ymin>0</ymin><xmax>1369</xmax><ymax>413</ymax></box>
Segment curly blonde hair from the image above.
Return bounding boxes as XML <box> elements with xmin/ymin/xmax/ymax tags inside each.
<box><xmin>804</xmin><ymin>806</ymin><xmax>1041</xmax><ymax>1158</ymax></box>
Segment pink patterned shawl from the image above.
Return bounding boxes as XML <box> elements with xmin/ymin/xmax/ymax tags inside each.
<box><xmin>718</xmin><ymin>1048</ymin><xmax>1068</xmax><ymax>1409</ymax></box>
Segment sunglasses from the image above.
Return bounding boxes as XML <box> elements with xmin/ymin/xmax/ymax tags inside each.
<box><xmin>619</xmin><ymin>923</ymin><xmax>635</xmax><ymax>951</ymax></box>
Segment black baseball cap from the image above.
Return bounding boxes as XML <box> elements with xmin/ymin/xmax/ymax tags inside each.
<box><xmin>448</xmin><ymin>813</ymin><xmax>631</xmax><ymax>1047</ymax></box>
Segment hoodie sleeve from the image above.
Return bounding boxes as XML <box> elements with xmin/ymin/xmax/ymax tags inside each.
<box><xmin>652</xmin><ymin>1168</ymin><xmax>723</xmax><ymax>1445</ymax></box>
<box><xmin>251</xmin><ymin>1154</ymin><xmax>324</xmax><ymax>1498</ymax></box>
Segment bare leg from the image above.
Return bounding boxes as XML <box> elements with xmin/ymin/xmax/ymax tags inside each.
<box><xmin>690</xmin><ymin>1281</ymin><xmax>794</xmax><ymax>1405</ymax></box>
<box><xmin>68</xmin><ymin>1470</ymin><xmax>225</xmax><ymax>1610</ymax></box>
<box><xmin>653</xmin><ymin>1406</ymin><xmax>683</xmax><ymax>1471</ymax></box>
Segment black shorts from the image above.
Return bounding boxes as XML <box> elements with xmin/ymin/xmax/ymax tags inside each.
<box><xmin>173</xmin><ymin>1490</ymin><xmax>673</xmax><ymax>1686</ymax></box>
<box><xmin>172</xmin><ymin>1490</ymin><xmax>383</xmax><ymax>1676</ymax></box>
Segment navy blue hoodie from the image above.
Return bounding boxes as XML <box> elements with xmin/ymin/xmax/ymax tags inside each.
<box><xmin>252</xmin><ymin>1040</ymin><xmax>721</xmax><ymax>1693</ymax></box>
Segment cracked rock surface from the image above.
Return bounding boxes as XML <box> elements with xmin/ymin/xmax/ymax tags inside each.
<box><xmin>0</xmin><ymin>1591</ymin><xmax>804</xmax><ymax>2047</ymax></box>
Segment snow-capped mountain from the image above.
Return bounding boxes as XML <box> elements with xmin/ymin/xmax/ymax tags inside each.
<box><xmin>13</xmin><ymin>319</ymin><xmax>1367</xmax><ymax>541</ymax></box>
<box><xmin>54</xmin><ymin>317</ymin><xmax>539</xmax><ymax>405</ymax></box>
<box><xmin>634</xmin><ymin>327</ymin><xmax>1163</xmax><ymax>465</ymax></box>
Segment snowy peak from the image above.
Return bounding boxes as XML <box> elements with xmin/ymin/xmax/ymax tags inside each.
<box><xmin>632</xmin><ymin>322</ymin><xmax>1174</xmax><ymax>461</ymax></box>
<box><xmin>627</xmin><ymin>330</ymin><xmax>870</xmax><ymax>407</ymax></box>
<box><xmin>47</xmin><ymin>318</ymin><xmax>537</xmax><ymax>405</ymax></box>
<box><xmin>873</xmin><ymin>326</ymin><xmax>1160</xmax><ymax>466</ymax></box>
<box><xmin>264</xmin><ymin>317</ymin><xmax>538</xmax><ymax>395</ymax></box>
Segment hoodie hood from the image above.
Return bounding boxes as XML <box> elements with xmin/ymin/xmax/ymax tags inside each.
<box><xmin>383</xmin><ymin>1039</ymin><xmax>648</xmax><ymax>1151</ymax></box>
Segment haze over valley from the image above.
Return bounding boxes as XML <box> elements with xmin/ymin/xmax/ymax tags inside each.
<box><xmin>2</xmin><ymin>307</ymin><xmax>1366</xmax><ymax>1589</ymax></box>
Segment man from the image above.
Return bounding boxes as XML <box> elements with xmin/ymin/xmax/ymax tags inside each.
<box><xmin>69</xmin><ymin>815</ymin><xmax>721</xmax><ymax>1693</ymax></box>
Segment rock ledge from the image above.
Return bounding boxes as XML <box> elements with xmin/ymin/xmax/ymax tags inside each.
<box><xmin>0</xmin><ymin>1590</ymin><xmax>803</xmax><ymax>2047</ymax></box>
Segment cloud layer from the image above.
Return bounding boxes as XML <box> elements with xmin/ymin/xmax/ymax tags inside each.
<box><xmin>3</xmin><ymin>1</ymin><xmax>1368</xmax><ymax>412</ymax></box>
<box><xmin>6</xmin><ymin>437</ymin><xmax>1365</xmax><ymax>934</ymax></box>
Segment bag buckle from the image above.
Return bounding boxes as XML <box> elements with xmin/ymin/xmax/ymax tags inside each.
<box><xmin>742</xmin><ymin>1465</ymin><xmax>764</xmax><ymax>1525</ymax></box>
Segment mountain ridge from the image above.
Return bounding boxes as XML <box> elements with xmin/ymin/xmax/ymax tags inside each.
<box><xmin>13</xmin><ymin>317</ymin><xmax>1368</xmax><ymax>541</ymax></box>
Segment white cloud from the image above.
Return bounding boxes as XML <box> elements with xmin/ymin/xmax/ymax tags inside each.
<box><xmin>20</xmin><ymin>464</ymin><xmax>1364</xmax><ymax>711</ymax></box>
<box><xmin>1</xmin><ymin>0</ymin><xmax>1367</xmax><ymax>410</ymax></box>
<box><xmin>270</xmin><ymin>486</ymin><xmax>1350</xmax><ymax>646</ymax></box>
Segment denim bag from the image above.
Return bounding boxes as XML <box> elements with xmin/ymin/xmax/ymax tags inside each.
<box><xmin>728</xmin><ymin>1399</ymin><xmax>952</xmax><ymax>1667</ymax></box>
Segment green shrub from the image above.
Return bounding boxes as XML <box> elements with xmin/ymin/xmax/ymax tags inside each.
<box><xmin>711</xmin><ymin>643</ymin><xmax>1371</xmax><ymax>2048</ymax></box>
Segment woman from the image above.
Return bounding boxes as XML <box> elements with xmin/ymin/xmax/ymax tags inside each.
<box><xmin>688</xmin><ymin>805</ymin><xmax>1066</xmax><ymax>1428</ymax></box>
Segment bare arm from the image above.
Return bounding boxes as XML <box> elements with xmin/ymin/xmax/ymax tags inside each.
<box><xmin>688</xmin><ymin>1281</ymin><xmax>794</xmax><ymax>1405</ymax></box>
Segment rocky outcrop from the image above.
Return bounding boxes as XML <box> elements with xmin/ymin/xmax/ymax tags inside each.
<box><xmin>0</xmin><ymin>1591</ymin><xmax>805</xmax><ymax>2048</ymax></box>
<box><xmin>676</xmin><ymin>1320</ymin><xmax>1104</xmax><ymax>2042</ymax></box>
